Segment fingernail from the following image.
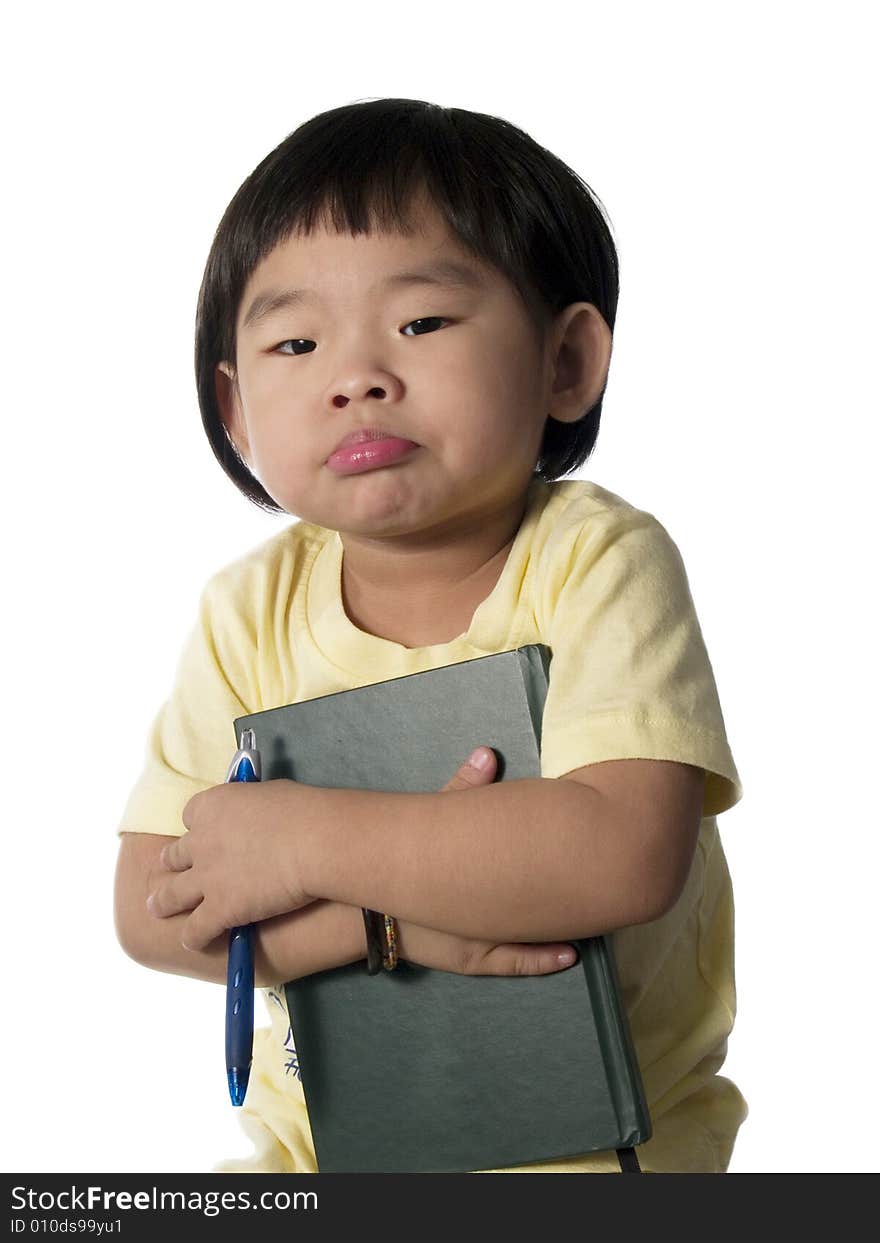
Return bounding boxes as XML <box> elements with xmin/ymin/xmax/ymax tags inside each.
<box><xmin>468</xmin><ymin>747</ymin><xmax>493</xmax><ymax>772</ymax></box>
<box><xmin>556</xmin><ymin>948</ymin><xmax>577</xmax><ymax>966</ymax></box>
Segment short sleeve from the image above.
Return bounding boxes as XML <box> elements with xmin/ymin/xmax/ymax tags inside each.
<box><xmin>538</xmin><ymin>511</ymin><xmax>742</xmax><ymax>818</ymax></box>
<box><xmin>116</xmin><ymin>573</ymin><xmax>261</xmax><ymax>837</ymax></box>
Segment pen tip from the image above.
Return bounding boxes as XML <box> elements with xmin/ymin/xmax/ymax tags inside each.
<box><xmin>228</xmin><ymin>1068</ymin><xmax>250</xmax><ymax>1107</ymax></box>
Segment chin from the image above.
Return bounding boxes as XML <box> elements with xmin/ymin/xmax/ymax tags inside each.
<box><xmin>339</xmin><ymin>483</ymin><xmax>435</xmax><ymax>530</ymax></box>
<box><xmin>342</xmin><ymin>512</ymin><xmax>424</xmax><ymax>538</ymax></box>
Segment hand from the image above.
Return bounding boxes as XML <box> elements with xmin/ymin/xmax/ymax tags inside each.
<box><xmin>397</xmin><ymin>747</ymin><xmax>578</xmax><ymax>976</ymax></box>
<box><xmin>146</xmin><ymin>779</ymin><xmax>312</xmax><ymax>952</ymax></box>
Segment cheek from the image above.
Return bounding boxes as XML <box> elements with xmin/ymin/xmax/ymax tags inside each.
<box><xmin>239</xmin><ymin>374</ymin><xmax>313</xmax><ymax>456</ymax></box>
<box><xmin>241</xmin><ymin>405</ymin><xmax>309</xmax><ymax>488</ymax></box>
<box><xmin>454</xmin><ymin>326</ymin><xmax>542</xmax><ymax>397</ymax></box>
<box><xmin>240</xmin><ymin>364</ymin><xmax>298</xmax><ymax>415</ymax></box>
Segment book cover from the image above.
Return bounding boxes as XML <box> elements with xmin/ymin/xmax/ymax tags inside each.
<box><xmin>234</xmin><ymin>645</ymin><xmax>651</xmax><ymax>1173</ymax></box>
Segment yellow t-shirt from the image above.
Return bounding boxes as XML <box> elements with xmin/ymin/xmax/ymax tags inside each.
<box><xmin>118</xmin><ymin>478</ymin><xmax>746</xmax><ymax>1174</ymax></box>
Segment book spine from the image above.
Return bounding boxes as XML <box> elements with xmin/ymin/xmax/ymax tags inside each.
<box><xmin>578</xmin><ymin>936</ymin><xmax>652</xmax><ymax>1146</ymax></box>
<box><xmin>516</xmin><ymin>645</ymin><xmax>552</xmax><ymax>750</ymax></box>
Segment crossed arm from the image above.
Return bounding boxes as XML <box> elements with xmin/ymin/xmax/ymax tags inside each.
<box><xmin>115</xmin><ymin>755</ymin><xmax>705</xmax><ymax>986</ymax></box>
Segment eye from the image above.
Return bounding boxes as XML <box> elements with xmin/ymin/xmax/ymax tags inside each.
<box><xmin>401</xmin><ymin>317</ymin><xmax>449</xmax><ymax>336</ymax></box>
<box><xmin>272</xmin><ymin>319</ymin><xmax>450</xmax><ymax>353</ymax></box>
<box><xmin>274</xmin><ymin>339</ymin><xmax>316</xmax><ymax>356</ymax></box>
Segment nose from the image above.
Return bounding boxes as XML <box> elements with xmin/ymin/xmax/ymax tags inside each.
<box><xmin>328</xmin><ymin>358</ymin><xmax>404</xmax><ymax>409</ymax></box>
<box><xmin>332</xmin><ymin>384</ymin><xmax>385</xmax><ymax>409</ymax></box>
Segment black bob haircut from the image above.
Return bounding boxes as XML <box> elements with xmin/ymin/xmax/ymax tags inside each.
<box><xmin>195</xmin><ymin>98</ymin><xmax>619</xmax><ymax>514</ymax></box>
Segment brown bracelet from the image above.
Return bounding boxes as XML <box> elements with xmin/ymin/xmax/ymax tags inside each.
<box><xmin>382</xmin><ymin>913</ymin><xmax>399</xmax><ymax>971</ymax></box>
<box><xmin>361</xmin><ymin>908</ymin><xmax>384</xmax><ymax>975</ymax></box>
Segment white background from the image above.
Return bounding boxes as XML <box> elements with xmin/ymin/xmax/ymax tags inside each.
<box><xmin>3</xmin><ymin>0</ymin><xmax>877</xmax><ymax>1176</ymax></box>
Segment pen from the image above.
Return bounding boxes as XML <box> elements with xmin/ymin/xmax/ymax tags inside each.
<box><xmin>224</xmin><ymin>727</ymin><xmax>261</xmax><ymax>1107</ymax></box>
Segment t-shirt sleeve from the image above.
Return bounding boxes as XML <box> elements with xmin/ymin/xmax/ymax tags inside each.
<box><xmin>116</xmin><ymin>573</ymin><xmax>261</xmax><ymax>837</ymax></box>
<box><xmin>537</xmin><ymin>510</ymin><xmax>742</xmax><ymax>818</ymax></box>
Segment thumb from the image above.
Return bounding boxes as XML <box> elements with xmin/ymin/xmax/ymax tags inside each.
<box><xmin>440</xmin><ymin>747</ymin><xmax>497</xmax><ymax>793</ymax></box>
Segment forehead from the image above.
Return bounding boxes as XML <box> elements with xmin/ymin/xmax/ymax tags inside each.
<box><xmin>238</xmin><ymin>198</ymin><xmax>508</xmax><ymax>330</ymax></box>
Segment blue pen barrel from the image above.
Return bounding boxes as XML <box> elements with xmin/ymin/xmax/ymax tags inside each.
<box><xmin>226</xmin><ymin>925</ymin><xmax>255</xmax><ymax>1066</ymax></box>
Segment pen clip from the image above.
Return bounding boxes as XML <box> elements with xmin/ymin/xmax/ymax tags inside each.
<box><xmin>225</xmin><ymin>727</ymin><xmax>262</xmax><ymax>782</ymax></box>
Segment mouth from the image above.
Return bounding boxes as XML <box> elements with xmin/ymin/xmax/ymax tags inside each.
<box><xmin>326</xmin><ymin>432</ymin><xmax>421</xmax><ymax>476</ymax></box>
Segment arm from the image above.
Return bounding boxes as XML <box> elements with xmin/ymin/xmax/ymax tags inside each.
<box><xmin>293</xmin><ymin>757</ymin><xmax>705</xmax><ymax>941</ymax></box>
<box><xmin>120</xmin><ymin>750</ymin><xmax>581</xmax><ymax>984</ymax></box>
<box><xmin>154</xmin><ymin>757</ymin><xmax>706</xmax><ymax>951</ymax></box>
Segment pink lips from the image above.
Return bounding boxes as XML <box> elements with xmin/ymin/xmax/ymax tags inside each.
<box><xmin>327</xmin><ymin>429</ymin><xmax>420</xmax><ymax>475</ymax></box>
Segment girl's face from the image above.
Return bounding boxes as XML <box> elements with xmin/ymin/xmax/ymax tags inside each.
<box><xmin>218</xmin><ymin>196</ymin><xmax>560</xmax><ymax>543</ymax></box>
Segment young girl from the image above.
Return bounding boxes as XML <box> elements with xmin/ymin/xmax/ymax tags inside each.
<box><xmin>114</xmin><ymin>98</ymin><xmax>745</xmax><ymax>1174</ymax></box>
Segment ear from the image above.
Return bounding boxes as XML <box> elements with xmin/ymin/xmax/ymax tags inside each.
<box><xmin>545</xmin><ymin>303</ymin><xmax>613</xmax><ymax>424</ymax></box>
<box><xmin>215</xmin><ymin>362</ymin><xmax>252</xmax><ymax>466</ymax></box>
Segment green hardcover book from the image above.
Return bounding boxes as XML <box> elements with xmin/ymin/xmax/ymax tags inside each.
<box><xmin>234</xmin><ymin>645</ymin><xmax>651</xmax><ymax>1173</ymax></box>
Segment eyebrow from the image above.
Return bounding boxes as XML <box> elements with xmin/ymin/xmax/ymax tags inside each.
<box><xmin>241</xmin><ymin>260</ymin><xmax>487</xmax><ymax>330</ymax></box>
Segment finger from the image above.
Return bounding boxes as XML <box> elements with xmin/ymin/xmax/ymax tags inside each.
<box><xmin>464</xmin><ymin>942</ymin><xmax>579</xmax><ymax>976</ymax></box>
<box><xmin>440</xmin><ymin>747</ymin><xmax>497</xmax><ymax>793</ymax></box>
<box><xmin>147</xmin><ymin>872</ymin><xmax>204</xmax><ymax>919</ymax></box>
<box><xmin>180</xmin><ymin>903</ymin><xmax>225</xmax><ymax>953</ymax></box>
<box><xmin>181</xmin><ymin>792</ymin><xmax>203</xmax><ymax>832</ymax></box>
<box><xmin>159</xmin><ymin>835</ymin><xmax>191</xmax><ymax>872</ymax></box>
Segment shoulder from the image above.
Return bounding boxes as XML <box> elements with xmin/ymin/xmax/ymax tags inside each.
<box><xmin>529</xmin><ymin>478</ymin><xmax>682</xmax><ymax>584</ymax></box>
<box><xmin>531</xmin><ymin>477</ymin><xmax>665</xmax><ymax>539</ymax></box>
<box><xmin>198</xmin><ymin>519</ymin><xmax>333</xmax><ymax>622</ymax></box>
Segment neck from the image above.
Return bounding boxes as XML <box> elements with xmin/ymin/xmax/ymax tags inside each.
<box><xmin>337</xmin><ymin>488</ymin><xmax>537</xmax><ymax>646</ymax></box>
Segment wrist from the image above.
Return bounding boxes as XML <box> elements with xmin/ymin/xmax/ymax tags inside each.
<box><xmin>253</xmin><ymin>901</ymin><xmax>366</xmax><ymax>986</ymax></box>
<box><xmin>292</xmin><ymin>782</ymin><xmax>354</xmax><ymax>903</ymax></box>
